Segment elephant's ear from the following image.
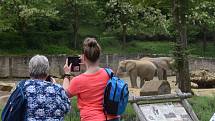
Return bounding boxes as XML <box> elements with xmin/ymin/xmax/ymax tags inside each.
<box><xmin>125</xmin><ymin>61</ymin><xmax>136</xmax><ymax>72</ymax></box>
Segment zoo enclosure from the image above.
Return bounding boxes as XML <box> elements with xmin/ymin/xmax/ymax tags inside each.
<box><xmin>0</xmin><ymin>54</ymin><xmax>215</xmax><ymax>78</ymax></box>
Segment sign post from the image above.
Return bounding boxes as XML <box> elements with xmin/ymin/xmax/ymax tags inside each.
<box><xmin>129</xmin><ymin>89</ymin><xmax>199</xmax><ymax>121</ymax></box>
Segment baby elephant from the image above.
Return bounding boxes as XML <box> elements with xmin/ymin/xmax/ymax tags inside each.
<box><xmin>116</xmin><ymin>60</ymin><xmax>157</xmax><ymax>88</ymax></box>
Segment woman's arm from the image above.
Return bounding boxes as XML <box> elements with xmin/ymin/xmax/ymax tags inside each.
<box><xmin>63</xmin><ymin>57</ymin><xmax>85</xmax><ymax>98</ymax></box>
<box><xmin>63</xmin><ymin>77</ymin><xmax>70</xmax><ymax>90</ymax></box>
<box><xmin>63</xmin><ymin>59</ymin><xmax>73</xmax><ymax>98</ymax></box>
<box><xmin>63</xmin><ymin>76</ymin><xmax>73</xmax><ymax>98</ymax></box>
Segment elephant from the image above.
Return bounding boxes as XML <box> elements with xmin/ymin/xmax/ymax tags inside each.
<box><xmin>140</xmin><ymin>57</ymin><xmax>175</xmax><ymax>80</ymax></box>
<box><xmin>116</xmin><ymin>60</ymin><xmax>157</xmax><ymax>88</ymax></box>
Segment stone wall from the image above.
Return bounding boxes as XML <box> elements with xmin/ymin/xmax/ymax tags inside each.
<box><xmin>0</xmin><ymin>55</ymin><xmax>215</xmax><ymax>78</ymax></box>
<box><xmin>0</xmin><ymin>55</ymin><xmax>67</xmax><ymax>78</ymax></box>
<box><xmin>0</xmin><ymin>57</ymin><xmax>10</xmax><ymax>77</ymax></box>
<box><xmin>189</xmin><ymin>57</ymin><xmax>215</xmax><ymax>72</ymax></box>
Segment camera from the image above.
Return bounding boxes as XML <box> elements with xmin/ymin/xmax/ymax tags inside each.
<box><xmin>68</xmin><ymin>57</ymin><xmax>81</xmax><ymax>72</ymax></box>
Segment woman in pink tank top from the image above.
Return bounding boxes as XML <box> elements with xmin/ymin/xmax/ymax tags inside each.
<box><xmin>63</xmin><ymin>38</ymin><xmax>120</xmax><ymax>121</ymax></box>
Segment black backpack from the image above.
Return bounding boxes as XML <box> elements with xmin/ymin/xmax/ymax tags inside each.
<box><xmin>1</xmin><ymin>80</ymin><xmax>26</xmax><ymax>121</ymax></box>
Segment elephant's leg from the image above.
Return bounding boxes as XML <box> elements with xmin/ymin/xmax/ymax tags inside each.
<box><xmin>157</xmin><ymin>68</ymin><xmax>164</xmax><ymax>80</ymax></box>
<box><xmin>140</xmin><ymin>77</ymin><xmax>145</xmax><ymax>88</ymax></box>
<box><xmin>129</xmin><ymin>72</ymin><xmax>138</xmax><ymax>88</ymax></box>
<box><xmin>163</xmin><ymin>69</ymin><xmax>167</xmax><ymax>80</ymax></box>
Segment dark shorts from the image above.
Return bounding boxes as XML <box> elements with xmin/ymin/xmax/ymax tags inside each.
<box><xmin>107</xmin><ymin>118</ymin><xmax>120</xmax><ymax>121</ymax></box>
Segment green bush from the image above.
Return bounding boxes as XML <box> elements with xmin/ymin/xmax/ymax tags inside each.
<box><xmin>0</xmin><ymin>32</ymin><xmax>25</xmax><ymax>50</ymax></box>
<box><xmin>1</xmin><ymin>31</ymin><xmax>215</xmax><ymax>57</ymax></box>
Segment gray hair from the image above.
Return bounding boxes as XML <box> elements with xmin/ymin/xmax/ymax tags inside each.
<box><xmin>29</xmin><ymin>55</ymin><xmax>49</xmax><ymax>78</ymax></box>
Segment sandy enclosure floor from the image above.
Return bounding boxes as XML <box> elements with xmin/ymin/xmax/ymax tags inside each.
<box><xmin>120</xmin><ymin>76</ymin><xmax>178</xmax><ymax>96</ymax></box>
<box><xmin>121</xmin><ymin>75</ymin><xmax>215</xmax><ymax>97</ymax></box>
<box><xmin>1</xmin><ymin>76</ymin><xmax>215</xmax><ymax>97</ymax></box>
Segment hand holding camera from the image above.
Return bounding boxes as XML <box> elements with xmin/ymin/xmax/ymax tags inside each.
<box><xmin>64</xmin><ymin>56</ymin><xmax>82</xmax><ymax>75</ymax></box>
<box><xmin>45</xmin><ymin>75</ymin><xmax>56</xmax><ymax>83</ymax></box>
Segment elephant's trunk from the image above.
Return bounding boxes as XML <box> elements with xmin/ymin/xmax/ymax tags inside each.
<box><xmin>116</xmin><ymin>70</ymin><xmax>123</xmax><ymax>77</ymax></box>
<box><xmin>116</xmin><ymin>70</ymin><xmax>120</xmax><ymax>76</ymax></box>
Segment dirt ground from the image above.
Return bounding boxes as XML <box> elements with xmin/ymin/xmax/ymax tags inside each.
<box><xmin>121</xmin><ymin>75</ymin><xmax>215</xmax><ymax>97</ymax></box>
<box><xmin>0</xmin><ymin>75</ymin><xmax>215</xmax><ymax>99</ymax></box>
<box><xmin>120</xmin><ymin>76</ymin><xmax>178</xmax><ymax>96</ymax></box>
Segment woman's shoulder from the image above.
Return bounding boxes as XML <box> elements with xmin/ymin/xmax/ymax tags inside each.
<box><xmin>23</xmin><ymin>80</ymin><xmax>68</xmax><ymax>96</ymax></box>
<box><xmin>22</xmin><ymin>79</ymin><xmax>63</xmax><ymax>89</ymax></box>
<box><xmin>71</xmin><ymin>74</ymin><xmax>85</xmax><ymax>81</ymax></box>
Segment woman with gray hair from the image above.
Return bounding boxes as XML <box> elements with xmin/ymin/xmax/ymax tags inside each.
<box><xmin>3</xmin><ymin>55</ymin><xmax>70</xmax><ymax>121</ymax></box>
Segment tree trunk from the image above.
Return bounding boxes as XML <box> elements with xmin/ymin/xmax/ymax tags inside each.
<box><xmin>172</xmin><ymin>0</ymin><xmax>191</xmax><ymax>93</ymax></box>
<box><xmin>213</xmin><ymin>31</ymin><xmax>215</xmax><ymax>46</ymax></box>
<box><xmin>20</xmin><ymin>18</ymin><xmax>27</xmax><ymax>33</ymax></box>
<box><xmin>73</xmin><ymin>0</ymin><xmax>79</xmax><ymax>49</ymax></box>
<box><xmin>202</xmin><ymin>27</ymin><xmax>207</xmax><ymax>55</ymax></box>
<box><xmin>122</xmin><ymin>24</ymin><xmax>127</xmax><ymax>49</ymax></box>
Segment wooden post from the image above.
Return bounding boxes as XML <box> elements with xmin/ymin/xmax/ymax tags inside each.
<box><xmin>176</xmin><ymin>90</ymin><xmax>199</xmax><ymax>121</ymax></box>
<box><xmin>132</xmin><ymin>103</ymin><xmax>147</xmax><ymax>121</ymax></box>
<box><xmin>129</xmin><ymin>93</ymin><xmax>192</xmax><ymax>103</ymax></box>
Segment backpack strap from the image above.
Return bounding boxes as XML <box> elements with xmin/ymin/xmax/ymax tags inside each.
<box><xmin>104</xmin><ymin>68</ymin><xmax>114</xmax><ymax>121</ymax></box>
<box><xmin>17</xmin><ymin>80</ymin><xmax>26</xmax><ymax>98</ymax></box>
<box><xmin>18</xmin><ymin>80</ymin><xmax>26</xmax><ymax>87</ymax></box>
<box><xmin>104</xmin><ymin>68</ymin><xmax>114</xmax><ymax>78</ymax></box>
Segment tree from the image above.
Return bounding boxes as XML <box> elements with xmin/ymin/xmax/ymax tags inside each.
<box><xmin>133</xmin><ymin>6</ymin><xmax>170</xmax><ymax>36</ymax></box>
<box><xmin>103</xmin><ymin>0</ymin><xmax>135</xmax><ymax>48</ymax></box>
<box><xmin>172</xmin><ymin>0</ymin><xmax>191</xmax><ymax>92</ymax></box>
<box><xmin>0</xmin><ymin>0</ymin><xmax>58</xmax><ymax>33</ymax></box>
<box><xmin>60</xmin><ymin>0</ymin><xmax>97</xmax><ymax>48</ymax></box>
<box><xmin>188</xmin><ymin>1</ymin><xmax>215</xmax><ymax>54</ymax></box>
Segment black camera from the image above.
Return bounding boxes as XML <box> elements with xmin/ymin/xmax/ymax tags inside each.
<box><xmin>68</xmin><ymin>57</ymin><xmax>81</xmax><ymax>72</ymax></box>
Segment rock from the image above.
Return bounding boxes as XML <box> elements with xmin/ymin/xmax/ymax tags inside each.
<box><xmin>191</xmin><ymin>82</ymin><xmax>198</xmax><ymax>89</ymax></box>
<box><xmin>0</xmin><ymin>82</ymin><xmax>15</xmax><ymax>92</ymax></box>
<box><xmin>0</xmin><ymin>91</ymin><xmax>11</xmax><ymax>97</ymax></box>
<box><xmin>129</xmin><ymin>88</ymin><xmax>141</xmax><ymax>96</ymax></box>
<box><xmin>190</xmin><ymin>70</ymin><xmax>215</xmax><ymax>88</ymax></box>
<box><xmin>140</xmin><ymin>80</ymin><xmax>171</xmax><ymax>96</ymax></box>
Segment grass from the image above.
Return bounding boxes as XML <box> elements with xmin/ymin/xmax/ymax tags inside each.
<box><xmin>1</xmin><ymin>38</ymin><xmax>215</xmax><ymax>57</ymax></box>
<box><xmin>0</xmin><ymin>44</ymin><xmax>78</xmax><ymax>56</ymax></box>
<box><xmin>64</xmin><ymin>97</ymin><xmax>136</xmax><ymax>121</ymax></box>
<box><xmin>189</xmin><ymin>96</ymin><xmax>215</xmax><ymax>121</ymax></box>
<box><xmin>0</xmin><ymin>97</ymin><xmax>136</xmax><ymax>121</ymax></box>
<box><xmin>189</xmin><ymin>42</ymin><xmax>215</xmax><ymax>57</ymax></box>
<box><xmin>0</xmin><ymin>96</ymin><xmax>214</xmax><ymax>121</ymax></box>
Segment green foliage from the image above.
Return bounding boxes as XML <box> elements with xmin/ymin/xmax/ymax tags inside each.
<box><xmin>187</xmin><ymin>0</ymin><xmax>215</xmax><ymax>42</ymax></box>
<box><xmin>0</xmin><ymin>0</ymin><xmax>214</xmax><ymax>56</ymax></box>
<box><xmin>103</xmin><ymin>0</ymin><xmax>136</xmax><ymax>32</ymax></box>
<box><xmin>0</xmin><ymin>0</ymin><xmax>59</xmax><ymax>32</ymax></box>
<box><xmin>188</xmin><ymin>1</ymin><xmax>215</xmax><ymax>29</ymax></box>
<box><xmin>189</xmin><ymin>42</ymin><xmax>215</xmax><ymax>57</ymax></box>
<box><xmin>1</xmin><ymin>96</ymin><xmax>215</xmax><ymax>121</ymax></box>
<box><xmin>105</xmin><ymin>0</ymin><xmax>135</xmax><ymax>29</ymax></box>
<box><xmin>133</xmin><ymin>6</ymin><xmax>171</xmax><ymax>36</ymax></box>
<box><xmin>0</xmin><ymin>31</ymin><xmax>77</xmax><ymax>55</ymax></box>
<box><xmin>0</xmin><ymin>97</ymin><xmax>136</xmax><ymax>121</ymax></box>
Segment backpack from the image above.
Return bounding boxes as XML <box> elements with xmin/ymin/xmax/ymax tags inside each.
<box><xmin>103</xmin><ymin>68</ymin><xmax>129</xmax><ymax>116</ymax></box>
<box><xmin>1</xmin><ymin>80</ymin><xmax>26</xmax><ymax>121</ymax></box>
